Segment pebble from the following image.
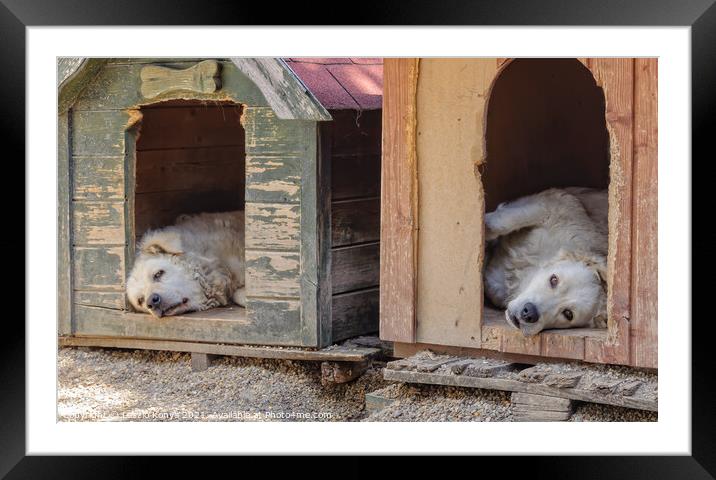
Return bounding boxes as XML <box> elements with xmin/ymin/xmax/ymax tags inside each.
<box><xmin>58</xmin><ymin>347</ymin><xmax>657</xmax><ymax>422</ymax></box>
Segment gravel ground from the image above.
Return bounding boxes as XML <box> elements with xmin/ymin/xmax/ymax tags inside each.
<box><xmin>58</xmin><ymin>347</ymin><xmax>656</xmax><ymax>422</ymax></box>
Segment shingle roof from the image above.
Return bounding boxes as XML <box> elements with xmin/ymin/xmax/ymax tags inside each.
<box><xmin>284</xmin><ymin>58</ymin><xmax>383</xmax><ymax>111</ymax></box>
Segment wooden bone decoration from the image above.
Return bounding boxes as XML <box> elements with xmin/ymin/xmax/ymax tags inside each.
<box><xmin>140</xmin><ymin>60</ymin><xmax>222</xmax><ymax>98</ymax></box>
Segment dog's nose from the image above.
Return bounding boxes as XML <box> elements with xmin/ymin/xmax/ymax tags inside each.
<box><xmin>148</xmin><ymin>293</ymin><xmax>161</xmax><ymax>309</ymax></box>
<box><xmin>520</xmin><ymin>302</ymin><xmax>539</xmax><ymax>323</ymax></box>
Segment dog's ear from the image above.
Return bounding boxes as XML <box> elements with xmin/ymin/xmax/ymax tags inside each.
<box><xmin>138</xmin><ymin>230</ymin><xmax>184</xmax><ymax>256</ymax></box>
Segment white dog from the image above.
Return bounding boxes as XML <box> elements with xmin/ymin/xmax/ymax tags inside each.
<box><xmin>127</xmin><ymin>211</ymin><xmax>246</xmax><ymax>318</ymax></box>
<box><xmin>483</xmin><ymin>187</ymin><xmax>608</xmax><ymax>336</ymax></box>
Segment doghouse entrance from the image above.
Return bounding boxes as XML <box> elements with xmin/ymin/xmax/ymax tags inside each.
<box><xmin>132</xmin><ymin>99</ymin><xmax>246</xmax><ymax>321</ymax></box>
<box><xmin>481</xmin><ymin>58</ymin><xmax>611</xmax><ymax>342</ymax></box>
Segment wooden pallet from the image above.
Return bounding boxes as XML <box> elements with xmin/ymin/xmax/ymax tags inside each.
<box><xmin>60</xmin><ymin>335</ymin><xmax>387</xmax><ymax>382</ymax></box>
<box><xmin>383</xmin><ymin>350</ymin><xmax>657</xmax><ymax>412</ymax></box>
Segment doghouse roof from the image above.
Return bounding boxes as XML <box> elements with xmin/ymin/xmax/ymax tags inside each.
<box><xmin>58</xmin><ymin>57</ymin><xmax>382</xmax><ymax>120</ymax></box>
<box><xmin>284</xmin><ymin>58</ymin><xmax>383</xmax><ymax>111</ymax></box>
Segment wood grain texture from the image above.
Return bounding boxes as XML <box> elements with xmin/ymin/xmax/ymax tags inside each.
<box><xmin>331</xmin><ymin>198</ymin><xmax>380</xmax><ymax>247</ymax></box>
<box><xmin>540</xmin><ymin>330</ymin><xmax>587</xmax><ymax>360</ymax></box>
<box><xmin>71</xmin><ymin>60</ymin><xmax>268</xmax><ymax>111</ymax></box>
<box><xmin>243</xmin><ymin>107</ymin><xmax>315</xmax><ymax>156</ymax></box>
<box><xmin>311</xmin><ymin>124</ymin><xmax>332</xmax><ymax>347</ymax></box>
<box><xmin>244</xmin><ymin>299</ymin><xmax>303</xmax><ymax>344</ymax></box>
<box><xmin>379</xmin><ymin>58</ymin><xmax>419</xmax><ymax>343</ymax></box>
<box><xmin>71</xmin><ymin>110</ymin><xmax>136</xmax><ymax>156</ymax></box>
<box><xmin>584</xmin><ymin>58</ymin><xmax>634</xmax><ymax>365</ymax></box>
<box><xmin>331</xmin><ymin>288</ymin><xmax>380</xmax><ymax>342</ymax></box>
<box><xmin>245</xmin><ymin>155</ymin><xmax>302</xmax><ymax>203</ymax></box>
<box><xmin>136</xmin><ymin>103</ymin><xmax>244</xmax><ymax>151</ymax></box>
<box><xmin>72</xmin><ymin>157</ymin><xmax>125</xmax><ymax>200</ymax></box>
<box><xmin>331</xmin><ymin>154</ymin><xmax>381</xmax><ymax>201</ymax></box>
<box><xmin>135</xmin><ymin>189</ymin><xmax>242</xmax><ymax>237</ymax></box>
<box><xmin>58</xmin><ymin>112</ymin><xmax>73</xmax><ymax>335</ymax></box>
<box><xmin>245</xmin><ymin>203</ymin><xmax>300</xmax><ymax>251</ymax></box>
<box><xmin>73</xmin><ymin>246</ymin><xmax>125</xmax><ymax>290</ymax></box>
<box><xmin>297</xmin><ymin>124</ymin><xmax>323</xmax><ymax>345</ymax></box>
<box><xmin>482</xmin><ymin>306</ymin><xmax>603</xmax><ymax>361</ymax></box>
<box><xmin>331</xmin><ymin>243</ymin><xmax>380</xmax><ymax>295</ymax></box>
<box><xmin>384</xmin><ymin>361</ymin><xmax>656</xmax><ymax>411</ymax></box>
<box><xmin>330</xmin><ymin>109</ymin><xmax>382</xmax><ymax>156</ymax></box>
<box><xmin>135</xmin><ymin>149</ymin><xmax>244</xmax><ymax>195</ymax></box>
<box><xmin>72</xmin><ymin>303</ymin><xmax>305</xmax><ymax>346</ymax></box>
<box><xmin>58</xmin><ymin>58</ymin><xmax>106</xmax><ymax>113</ymax></box>
<box><xmin>72</xmin><ymin>202</ymin><xmax>125</xmax><ymax>245</ymax></box>
<box><xmin>414</xmin><ymin>59</ymin><xmax>493</xmax><ymax>349</ymax></box>
<box><xmin>59</xmin><ymin>335</ymin><xmax>381</xmax><ymax>362</ymax></box>
<box><xmin>74</xmin><ymin>291</ymin><xmax>125</xmax><ymax>309</ymax></box>
<box><xmin>245</xmin><ymin>251</ymin><xmax>301</xmax><ymax>298</ymax></box>
<box><xmin>231</xmin><ymin>58</ymin><xmax>331</xmax><ymax>121</ymax></box>
<box><xmin>140</xmin><ymin>60</ymin><xmax>221</xmax><ymax>98</ymax></box>
<box><xmin>630</xmin><ymin>58</ymin><xmax>658</xmax><ymax>369</ymax></box>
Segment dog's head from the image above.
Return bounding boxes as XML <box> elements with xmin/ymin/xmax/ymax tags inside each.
<box><xmin>505</xmin><ymin>250</ymin><xmax>607</xmax><ymax>336</ymax></box>
<box><xmin>126</xmin><ymin>229</ymin><xmax>232</xmax><ymax>318</ymax></box>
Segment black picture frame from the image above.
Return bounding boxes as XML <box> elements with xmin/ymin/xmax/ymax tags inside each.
<box><xmin>5</xmin><ymin>0</ymin><xmax>710</xmax><ymax>475</ymax></box>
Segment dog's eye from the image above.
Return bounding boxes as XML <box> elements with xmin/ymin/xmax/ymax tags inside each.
<box><xmin>550</xmin><ymin>274</ymin><xmax>559</xmax><ymax>288</ymax></box>
<box><xmin>137</xmin><ymin>297</ymin><xmax>144</xmax><ymax>306</ymax></box>
<box><xmin>563</xmin><ymin>309</ymin><xmax>573</xmax><ymax>321</ymax></box>
<box><xmin>153</xmin><ymin>270</ymin><xmax>165</xmax><ymax>281</ymax></box>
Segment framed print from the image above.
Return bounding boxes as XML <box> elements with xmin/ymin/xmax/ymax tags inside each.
<box><xmin>9</xmin><ymin>0</ymin><xmax>712</xmax><ymax>474</ymax></box>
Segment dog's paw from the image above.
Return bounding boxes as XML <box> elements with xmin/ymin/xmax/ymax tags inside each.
<box><xmin>484</xmin><ymin>213</ymin><xmax>502</xmax><ymax>241</ymax></box>
<box><xmin>232</xmin><ymin>287</ymin><xmax>247</xmax><ymax>308</ymax></box>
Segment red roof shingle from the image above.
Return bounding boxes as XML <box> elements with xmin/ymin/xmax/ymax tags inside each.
<box><xmin>285</xmin><ymin>58</ymin><xmax>383</xmax><ymax>111</ymax></box>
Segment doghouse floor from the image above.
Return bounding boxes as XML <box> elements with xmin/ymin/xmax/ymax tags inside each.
<box><xmin>175</xmin><ymin>305</ymin><xmax>247</xmax><ymax>322</ymax></box>
<box><xmin>482</xmin><ymin>305</ymin><xmax>606</xmax><ymax>339</ymax></box>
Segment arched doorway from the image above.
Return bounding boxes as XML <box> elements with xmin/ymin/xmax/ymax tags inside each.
<box><xmin>483</xmin><ymin>58</ymin><xmax>610</xmax><ymax>212</ymax></box>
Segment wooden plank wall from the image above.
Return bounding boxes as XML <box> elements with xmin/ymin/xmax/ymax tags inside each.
<box><xmin>379</xmin><ymin>58</ymin><xmax>420</xmax><ymax>343</ymax></box>
<box><xmin>630</xmin><ymin>59</ymin><xmax>658</xmax><ymax>369</ymax></box>
<box><xmin>58</xmin><ymin>112</ymin><xmax>73</xmax><ymax>334</ymax></box>
<box><xmin>243</xmin><ymin>107</ymin><xmax>316</xmax><ymax>345</ymax></box>
<box><xmin>328</xmin><ymin>110</ymin><xmax>382</xmax><ymax>342</ymax></box>
<box><xmin>70</xmin><ymin>109</ymin><xmax>137</xmax><ymax>312</ymax></box>
<box><xmin>583</xmin><ymin>58</ymin><xmax>634</xmax><ymax>366</ymax></box>
<box><xmin>414</xmin><ymin>59</ymin><xmax>492</xmax><ymax>349</ymax></box>
<box><xmin>134</xmin><ymin>102</ymin><xmax>245</xmax><ymax>237</ymax></box>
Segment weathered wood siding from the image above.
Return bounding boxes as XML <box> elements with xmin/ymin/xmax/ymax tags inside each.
<box><xmin>380</xmin><ymin>59</ymin><xmax>420</xmax><ymax>344</ymax></box>
<box><xmin>243</xmin><ymin>107</ymin><xmax>317</xmax><ymax>345</ymax></box>
<box><xmin>630</xmin><ymin>58</ymin><xmax>658</xmax><ymax>369</ymax></box>
<box><xmin>326</xmin><ymin>110</ymin><xmax>382</xmax><ymax>341</ymax></box>
<box><xmin>69</xmin><ymin>108</ymin><xmax>137</xmax><ymax>316</ymax></box>
<box><xmin>58</xmin><ymin>112</ymin><xmax>72</xmax><ymax>334</ymax></box>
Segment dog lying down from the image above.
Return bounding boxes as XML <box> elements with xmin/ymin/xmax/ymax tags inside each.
<box><xmin>483</xmin><ymin>187</ymin><xmax>608</xmax><ymax>336</ymax></box>
<box><xmin>127</xmin><ymin>211</ymin><xmax>246</xmax><ymax>318</ymax></box>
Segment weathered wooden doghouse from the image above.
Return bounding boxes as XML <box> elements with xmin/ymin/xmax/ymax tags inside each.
<box><xmin>380</xmin><ymin>58</ymin><xmax>657</xmax><ymax>370</ymax></box>
<box><xmin>58</xmin><ymin>57</ymin><xmax>383</xmax><ymax>363</ymax></box>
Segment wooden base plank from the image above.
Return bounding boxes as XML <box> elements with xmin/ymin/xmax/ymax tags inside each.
<box><xmin>59</xmin><ymin>336</ymin><xmax>381</xmax><ymax>363</ymax></box>
<box><xmin>191</xmin><ymin>352</ymin><xmax>218</xmax><ymax>372</ymax></box>
<box><xmin>384</xmin><ymin>351</ymin><xmax>657</xmax><ymax>412</ymax></box>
